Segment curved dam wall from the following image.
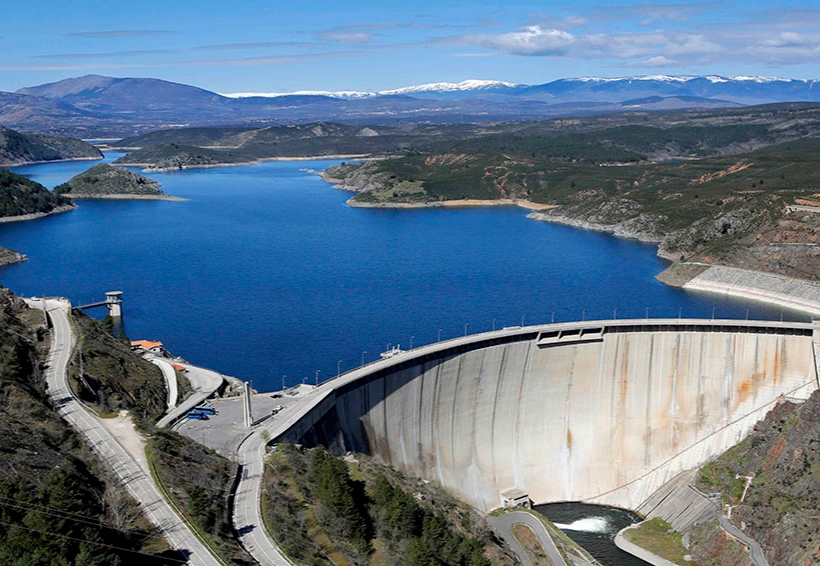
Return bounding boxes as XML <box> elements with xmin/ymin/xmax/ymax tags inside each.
<box><xmin>277</xmin><ymin>320</ymin><xmax>819</xmax><ymax>511</ymax></box>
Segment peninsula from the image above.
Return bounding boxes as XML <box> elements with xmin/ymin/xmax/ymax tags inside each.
<box><xmin>0</xmin><ymin>169</ymin><xmax>75</xmax><ymax>265</ymax></box>
<box><xmin>321</xmin><ymin>108</ymin><xmax>820</xmax><ymax>289</ymax></box>
<box><xmin>0</xmin><ymin>125</ymin><xmax>102</xmax><ymax>166</ymax></box>
<box><xmin>113</xmin><ymin>143</ymin><xmax>255</xmax><ymax>172</ymax></box>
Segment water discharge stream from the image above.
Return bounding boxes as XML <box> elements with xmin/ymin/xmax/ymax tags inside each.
<box><xmin>554</xmin><ymin>517</ymin><xmax>612</xmax><ymax>533</ymax></box>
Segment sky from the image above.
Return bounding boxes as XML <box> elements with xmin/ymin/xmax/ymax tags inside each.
<box><xmin>1</xmin><ymin>0</ymin><xmax>819</xmax><ymax>94</ymax></box>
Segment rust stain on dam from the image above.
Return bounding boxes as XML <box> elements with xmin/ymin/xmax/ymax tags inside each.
<box><xmin>279</xmin><ymin>320</ymin><xmax>819</xmax><ymax>511</ymax></box>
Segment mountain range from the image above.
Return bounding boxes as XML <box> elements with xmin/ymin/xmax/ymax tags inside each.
<box><xmin>4</xmin><ymin>74</ymin><xmax>820</xmax><ymax>137</ymax></box>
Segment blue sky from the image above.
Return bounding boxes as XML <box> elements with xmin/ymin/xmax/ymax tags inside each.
<box><xmin>2</xmin><ymin>0</ymin><xmax>820</xmax><ymax>93</ymax></box>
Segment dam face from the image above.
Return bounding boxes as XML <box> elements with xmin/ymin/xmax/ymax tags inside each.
<box><xmin>280</xmin><ymin>321</ymin><xmax>819</xmax><ymax>511</ymax></box>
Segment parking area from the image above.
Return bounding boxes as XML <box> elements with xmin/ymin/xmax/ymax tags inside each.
<box><xmin>175</xmin><ymin>384</ymin><xmax>316</xmax><ymax>456</ymax></box>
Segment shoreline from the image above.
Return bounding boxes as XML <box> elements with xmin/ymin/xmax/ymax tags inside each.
<box><xmin>115</xmin><ymin>153</ymin><xmax>373</xmax><ymax>173</ymax></box>
<box><xmin>526</xmin><ymin>210</ymin><xmax>669</xmax><ymax>254</ymax></box>
<box><xmin>0</xmin><ymin>204</ymin><xmax>77</xmax><ymax>224</ymax></box>
<box><xmin>0</xmin><ymin>248</ymin><xmax>27</xmax><ymax>267</ymax></box>
<box><xmin>347</xmin><ymin>197</ymin><xmax>553</xmax><ymax>210</ymax></box>
<box><xmin>66</xmin><ymin>193</ymin><xmax>187</xmax><ymax>201</ymax></box>
<box><xmin>4</xmin><ymin>155</ymin><xmax>103</xmax><ymax>168</ymax></box>
<box><xmin>322</xmin><ymin>172</ymin><xmax>820</xmax><ymax>319</ymax></box>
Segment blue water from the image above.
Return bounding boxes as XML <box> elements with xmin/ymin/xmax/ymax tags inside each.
<box><xmin>0</xmin><ymin>156</ymin><xmax>804</xmax><ymax>390</ymax></box>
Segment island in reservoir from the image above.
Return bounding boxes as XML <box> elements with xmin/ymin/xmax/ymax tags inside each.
<box><xmin>54</xmin><ymin>163</ymin><xmax>182</xmax><ymax>200</ymax></box>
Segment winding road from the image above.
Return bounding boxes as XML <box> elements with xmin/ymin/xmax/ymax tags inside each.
<box><xmin>489</xmin><ymin>511</ymin><xmax>567</xmax><ymax>566</ymax></box>
<box><xmin>233</xmin><ymin>428</ymin><xmax>295</xmax><ymax>565</ymax></box>
<box><xmin>34</xmin><ymin>299</ymin><xmax>223</xmax><ymax>566</ymax></box>
<box><xmin>152</xmin><ymin>358</ymin><xmax>179</xmax><ymax>410</ymax></box>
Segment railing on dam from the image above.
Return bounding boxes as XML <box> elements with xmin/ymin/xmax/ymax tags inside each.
<box><xmin>316</xmin><ymin>318</ymin><xmax>817</xmax><ymax>394</ymax></box>
<box><xmin>538</xmin><ymin>321</ymin><xmax>813</xmax><ymax>347</ymax></box>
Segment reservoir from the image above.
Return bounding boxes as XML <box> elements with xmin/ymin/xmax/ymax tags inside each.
<box><xmin>0</xmin><ymin>156</ymin><xmax>802</xmax><ymax>390</ymax></box>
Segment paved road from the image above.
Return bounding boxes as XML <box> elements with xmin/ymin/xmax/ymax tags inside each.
<box><xmin>718</xmin><ymin>514</ymin><xmax>770</xmax><ymax>566</ymax></box>
<box><xmin>152</xmin><ymin>358</ymin><xmax>179</xmax><ymax>410</ymax></box>
<box><xmin>233</xmin><ymin>429</ymin><xmax>295</xmax><ymax>565</ymax></box>
<box><xmin>157</xmin><ymin>363</ymin><xmax>224</xmax><ymax>429</ymax></box>
<box><xmin>35</xmin><ymin>299</ymin><xmax>223</xmax><ymax>566</ymax></box>
<box><xmin>489</xmin><ymin>511</ymin><xmax>567</xmax><ymax>566</ymax></box>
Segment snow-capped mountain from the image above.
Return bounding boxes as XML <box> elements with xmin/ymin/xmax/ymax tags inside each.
<box><xmin>223</xmin><ymin>90</ymin><xmax>376</xmax><ymax>100</ymax></box>
<box><xmin>379</xmin><ymin>80</ymin><xmax>521</xmax><ymax>96</ymax></box>
<box><xmin>223</xmin><ymin>80</ymin><xmax>521</xmax><ymax>99</ymax></box>
<box><xmin>220</xmin><ymin>75</ymin><xmax>820</xmax><ymax>105</ymax></box>
<box><xmin>7</xmin><ymin>73</ymin><xmax>820</xmax><ymax>136</ymax></box>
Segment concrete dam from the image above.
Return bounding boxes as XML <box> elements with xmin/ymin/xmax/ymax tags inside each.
<box><xmin>275</xmin><ymin>319</ymin><xmax>819</xmax><ymax>512</ymax></box>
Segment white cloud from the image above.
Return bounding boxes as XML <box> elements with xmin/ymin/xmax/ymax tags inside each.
<box><xmin>627</xmin><ymin>56</ymin><xmax>676</xmax><ymax>67</ymax></box>
<box><xmin>453</xmin><ymin>10</ymin><xmax>820</xmax><ymax>68</ymax></box>
<box><xmin>467</xmin><ymin>26</ymin><xmax>575</xmax><ymax>56</ymax></box>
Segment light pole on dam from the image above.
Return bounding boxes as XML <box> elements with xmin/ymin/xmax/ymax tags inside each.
<box><xmin>273</xmin><ymin>318</ymin><xmax>820</xmax><ymax>513</ymax></box>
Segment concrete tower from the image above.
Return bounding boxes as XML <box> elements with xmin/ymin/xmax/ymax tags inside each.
<box><xmin>105</xmin><ymin>291</ymin><xmax>123</xmax><ymax>319</ymax></box>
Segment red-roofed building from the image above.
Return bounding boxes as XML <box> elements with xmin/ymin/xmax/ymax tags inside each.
<box><xmin>130</xmin><ymin>340</ymin><xmax>164</xmax><ymax>353</ymax></box>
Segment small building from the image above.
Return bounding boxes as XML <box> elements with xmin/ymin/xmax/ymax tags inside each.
<box><xmin>130</xmin><ymin>340</ymin><xmax>164</xmax><ymax>354</ymax></box>
<box><xmin>500</xmin><ymin>488</ymin><xmax>531</xmax><ymax>510</ymax></box>
<box><xmin>172</xmin><ymin>363</ymin><xmax>187</xmax><ymax>372</ymax></box>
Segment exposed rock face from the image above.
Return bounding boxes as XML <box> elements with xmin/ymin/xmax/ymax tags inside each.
<box><xmin>54</xmin><ymin>163</ymin><xmax>163</xmax><ymax>197</ymax></box>
<box><xmin>0</xmin><ymin>125</ymin><xmax>102</xmax><ymax>166</ymax></box>
<box><xmin>320</xmin><ymin>162</ymin><xmax>393</xmax><ymax>193</ymax></box>
<box><xmin>690</xmin><ymin>391</ymin><xmax>820</xmax><ymax>565</ymax></box>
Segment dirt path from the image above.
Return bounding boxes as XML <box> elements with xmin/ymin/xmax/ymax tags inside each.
<box><xmin>98</xmin><ymin>410</ymin><xmax>151</xmax><ymax>476</ymax></box>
